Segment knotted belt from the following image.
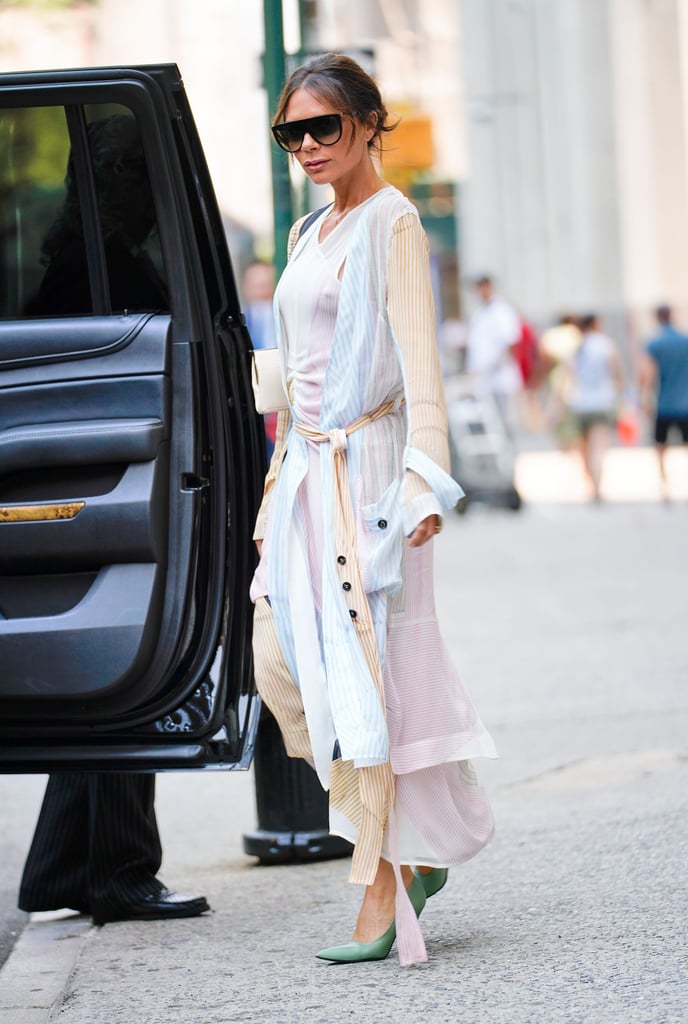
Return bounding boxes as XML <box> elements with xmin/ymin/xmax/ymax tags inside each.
<box><xmin>293</xmin><ymin>401</ymin><xmax>396</xmax><ymax>889</ymax></box>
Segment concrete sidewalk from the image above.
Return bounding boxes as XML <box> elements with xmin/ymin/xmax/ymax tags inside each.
<box><xmin>515</xmin><ymin>444</ymin><xmax>688</xmax><ymax>504</ymax></box>
<box><xmin>1</xmin><ymin>470</ymin><xmax>686</xmax><ymax>1023</ymax></box>
<box><xmin>3</xmin><ymin>758</ymin><xmax>686</xmax><ymax>1024</ymax></box>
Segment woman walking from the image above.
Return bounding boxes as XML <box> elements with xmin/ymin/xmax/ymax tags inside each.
<box><xmin>567</xmin><ymin>314</ymin><xmax>622</xmax><ymax>502</ymax></box>
<box><xmin>250</xmin><ymin>53</ymin><xmax>496</xmax><ymax>965</ymax></box>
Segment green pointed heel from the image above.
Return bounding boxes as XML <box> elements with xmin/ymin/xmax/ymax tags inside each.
<box><xmin>413</xmin><ymin>867</ymin><xmax>448</xmax><ymax>899</ymax></box>
<box><xmin>316</xmin><ymin>875</ymin><xmax>426</xmax><ymax>963</ymax></box>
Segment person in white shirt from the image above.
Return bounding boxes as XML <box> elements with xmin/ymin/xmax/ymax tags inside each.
<box><xmin>466</xmin><ymin>275</ymin><xmax>523</xmax><ymax>431</ymax></box>
<box><xmin>567</xmin><ymin>313</ymin><xmax>622</xmax><ymax>502</ymax></box>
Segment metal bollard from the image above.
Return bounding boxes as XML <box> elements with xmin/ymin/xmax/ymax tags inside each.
<box><xmin>242</xmin><ymin>707</ymin><xmax>352</xmax><ymax>863</ymax></box>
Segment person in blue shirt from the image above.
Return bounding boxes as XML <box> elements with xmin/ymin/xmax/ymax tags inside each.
<box><xmin>641</xmin><ymin>304</ymin><xmax>688</xmax><ymax>500</ymax></box>
<box><xmin>242</xmin><ymin>260</ymin><xmax>278</xmax><ymax>460</ymax></box>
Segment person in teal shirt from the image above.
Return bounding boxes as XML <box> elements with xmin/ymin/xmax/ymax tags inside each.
<box><xmin>641</xmin><ymin>305</ymin><xmax>688</xmax><ymax>499</ymax></box>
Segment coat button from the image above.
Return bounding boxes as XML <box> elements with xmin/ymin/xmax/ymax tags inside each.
<box><xmin>377</xmin><ymin>519</ymin><xmax>387</xmax><ymax>529</ymax></box>
<box><xmin>337</xmin><ymin>555</ymin><xmax>346</xmax><ymax>565</ymax></box>
<box><xmin>349</xmin><ymin>609</ymin><xmax>357</xmax><ymax>619</ymax></box>
<box><xmin>342</xmin><ymin>582</ymin><xmax>351</xmax><ymax>592</ymax></box>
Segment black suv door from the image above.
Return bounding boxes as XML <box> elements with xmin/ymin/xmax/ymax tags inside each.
<box><xmin>0</xmin><ymin>65</ymin><xmax>264</xmax><ymax>771</ymax></box>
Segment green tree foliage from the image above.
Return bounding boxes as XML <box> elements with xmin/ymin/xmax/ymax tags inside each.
<box><xmin>1</xmin><ymin>106</ymin><xmax>70</xmax><ymax>190</ymax></box>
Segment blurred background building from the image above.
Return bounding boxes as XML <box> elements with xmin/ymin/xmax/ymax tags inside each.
<box><xmin>3</xmin><ymin>0</ymin><xmax>688</xmax><ymax>359</ymax></box>
<box><xmin>461</xmin><ymin>0</ymin><xmax>688</xmax><ymax>366</ymax></box>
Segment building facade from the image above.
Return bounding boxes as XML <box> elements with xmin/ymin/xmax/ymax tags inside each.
<box><xmin>3</xmin><ymin>0</ymin><xmax>688</xmax><ymax>352</ymax></box>
<box><xmin>459</xmin><ymin>0</ymin><xmax>688</xmax><ymax>360</ymax></box>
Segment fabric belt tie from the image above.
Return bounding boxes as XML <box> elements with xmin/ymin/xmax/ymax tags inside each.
<box><xmin>293</xmin><ymin>399</ymin><xmax>428</xmax><ymax>966</ymax></box>
<box><xmin>294</xmin><ymin>400</ymin><xmax>395</xmax><ymax>450</ymax></box>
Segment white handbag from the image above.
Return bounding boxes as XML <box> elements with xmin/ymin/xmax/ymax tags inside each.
<box><xmin>251</xmin><ymin>347</ymin><xmax>288</xmax><ymax>414</ymax></box>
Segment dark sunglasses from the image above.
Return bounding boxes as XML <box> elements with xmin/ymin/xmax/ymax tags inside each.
<box><xmin>271</xmin><ymin>113</ymin><xmax>344</xmax><ymax>153</ymax></box>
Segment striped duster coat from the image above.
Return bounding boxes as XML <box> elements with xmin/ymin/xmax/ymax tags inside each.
<box><xmin>250</xmin><ymin>186</ymin><xmax>495</xmax><ymax>964</ymax></box>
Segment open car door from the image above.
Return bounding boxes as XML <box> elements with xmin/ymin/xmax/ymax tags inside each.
<box><xmin>0</xmin><ymin>64</ymin><xmax>265</xmax><ymax>771</ymax></box>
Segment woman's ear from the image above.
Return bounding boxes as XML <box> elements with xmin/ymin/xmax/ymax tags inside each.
<box><xmin>365</xmin><ymin>111</ymin><xmax>378</xmax><ymax>143</ymax></box>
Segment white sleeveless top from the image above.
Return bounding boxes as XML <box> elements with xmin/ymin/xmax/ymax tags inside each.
<box><xmin>276</xmin><ymin>195</ymin><xmax>381</xmax><ymax>429</ymax></box>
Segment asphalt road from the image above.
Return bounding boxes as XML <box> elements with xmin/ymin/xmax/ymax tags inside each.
<box><xmin>1</xmin><ymin>486</ymin><xmax>687</xmax><ymax>1022</ymax></box>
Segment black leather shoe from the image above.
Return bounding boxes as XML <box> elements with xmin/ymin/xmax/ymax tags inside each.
<box><xmin>93</xmin><ymin>888</ymin><xmax>210</xmax><ymax>924</ymax></box>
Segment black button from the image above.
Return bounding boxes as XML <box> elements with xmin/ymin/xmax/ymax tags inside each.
<box><xmin>337</xmin><ymin>555</ymin><xmax>346</xmax><ymax>565</ymax></box>
<box><xmin>342</xmin><ymin>582</ymin><xmax>351</xmax><ymax>592</ymax></box>
<box><xmin>377</xmin><ymin>519</ymin><xmax>387</xmax><ymax>529</ymax></box>
<box><xmin>349</xmin><ymin>609</ymin><xmax>357</xmax><ymax>619</ymax></box>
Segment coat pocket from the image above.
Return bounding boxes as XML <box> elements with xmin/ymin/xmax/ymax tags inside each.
<box><xmin>359</xmin><ymin>479</ymin><xmax>403</xmax><ymax>595</ymax></box>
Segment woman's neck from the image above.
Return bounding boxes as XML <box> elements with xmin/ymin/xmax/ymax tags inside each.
<box><xmin>329</xmin><ymin>165</ymin><xmax>387</xmax><ymax>217</ymax></box>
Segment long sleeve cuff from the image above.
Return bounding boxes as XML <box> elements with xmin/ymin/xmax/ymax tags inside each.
<box><xmin>402</xmin><ymin>446</ymin><xmax>464</xmax><ymax>538</ymax></box>
<box><xmin>402</xmin><ymin>490</ymin><xmax>444</xmax><ymax>537</ymax></box>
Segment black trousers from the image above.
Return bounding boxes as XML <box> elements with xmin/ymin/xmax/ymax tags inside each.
<box><xmin>19</xmin><ymin>773</ymin><xmax>163</xmax><ymax>919</ymax></box>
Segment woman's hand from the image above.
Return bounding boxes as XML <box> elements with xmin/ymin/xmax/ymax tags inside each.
<box><xmin>255</xmin><ymin>539</ymin><xmax>263</xmax><ymax>557</ymax></box>
<box><xmin>408</xmin><ymin>514</ymin><xmax>442</xmax><ymax>548</ymax></box>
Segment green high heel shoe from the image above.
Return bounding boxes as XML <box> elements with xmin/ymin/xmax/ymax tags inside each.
<box><xmin>413</xmin><ymin>867</ymin><xmax>448</xmax><ymax>898</ymax></box>
<box><xmin>316</xmin><ymin>875</ymin><xmax>426</xmax><ymax>963</ymax></box>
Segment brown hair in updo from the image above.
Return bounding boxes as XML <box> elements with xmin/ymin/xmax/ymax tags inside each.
<box><xmin>273</xmin><ymin>52</ymin><xmax>395</xmax><ymax>151</ymax></box>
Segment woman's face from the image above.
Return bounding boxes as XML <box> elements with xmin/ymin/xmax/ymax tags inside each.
<box><xmin>282</xmin><ymin>87</ymin><xmax>374</xmax><ymax>188</ymax></box>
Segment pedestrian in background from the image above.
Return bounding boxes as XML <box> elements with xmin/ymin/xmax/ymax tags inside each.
<box><xmin>437</xmin><ymin>315</ymin><xmax>468</xmax><ymax>378</ymax></box>
<box><xmin>250</xmin><ymin>52</ymin><xmax>496</xmax><ymax>966</ymax></box>
<box><xmin>465</xmin><ymin>274</ymin><xmax>523</xmax><ymax>433</ymax></box>
<box><xmin>242</xmin><ymin>259</ymin><xmax>278</xmax><ymax>459</ymax></box>
<box><xmin>567</xmin><ymin>313</ymin><xmax>622</xmax><ymax>502</ymax></box>
<box><xmin>538</xmin><ymin>314</ymin><xmax>583</xmax><ymax>447</ymax></box>
<box><xmin>640</xmin><ymin>304</ymin><xmax>688</xmax><ymax>501</ymax></box>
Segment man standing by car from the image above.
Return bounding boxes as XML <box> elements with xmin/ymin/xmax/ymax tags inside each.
<box><xmin>640</xmin><ymin>304</ymin><xmax>688</xmax><ymax>501</ymax></box>
<box><xmin>18</xmin><ymin>115</ymin><xmax>209</xmax><ymax>927</ymax></box>
<box><xmin>19</xmin><ymin>774</ymin><xmax>209</xmax><ymax>923</ymax></box>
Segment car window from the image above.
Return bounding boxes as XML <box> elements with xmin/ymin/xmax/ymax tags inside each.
<box><xmin>0</xmin><ymin>104</ymin><xmax>77</xmax><ymax>318</ymax></box>
<box><xmin>0</xmin><ymin>102</ymin><xmax>169</xmax><ymax>320</ymax></box>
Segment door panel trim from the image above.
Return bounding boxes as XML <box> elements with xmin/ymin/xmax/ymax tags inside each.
<box><xmin>0</xmin><ymin>502</ymin><xmax>84</xmax><ymax>523</ymax></box>
<box><xmin>0</xmin><ymin>563</ymin><xmax>159</xmax><ymax>698</ymax></box>
<box><xmin>0</xmin><ymin>315</ymin><xmax>155</xmax><ymax>370</ymax></box>
<box><xmin>0</xmin><ymin>417</ymin><xmax>164</xmax><ymax>476</ymax></box>
<box><xmin>0</xmin><ymin>458</ymin><xmax>167</xmax><ymax>572</ymax></box>
<box><xmin>0</xmin><ymin>377</ymin><xmax>167</xmax><ymax>434</ymax></box>
<box><xmin>0</xmin><ymin>317</ymin><xmax>171</xmax><ymax>390</ymax></box>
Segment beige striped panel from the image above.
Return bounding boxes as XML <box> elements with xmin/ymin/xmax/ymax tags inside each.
<box><xmin>253</xmin><ymin>408</ymin><xmax>291</xmax><ymax>540</ymax></box>
<box><xmin>252</xmin><ymin>598</ymin><xmax>313</xmax><ymax>760</ymax></box>
<box><xmin>252</xmin><ymin>596</ymin><xmax>393</xmax><ymax>886</ymax></box>
<box><xmin>387</xmin><ymin>212</ymin><xmax>451</xmax><ymax>505</ymax></box>
<box><xmin>330</xmin><ymin>758</ymin><xmax>396</xmax><ymax>886</ymax></box>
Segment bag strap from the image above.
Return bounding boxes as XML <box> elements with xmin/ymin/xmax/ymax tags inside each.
<box><xmin>287</xmin><ymin>205</ymin><xmax>329</xmax><ymax>260</ymax></box>
<box><xmin>299</xmin><ymin>205</ymin><xmax>329</xmax><ymax>239</ymax></box>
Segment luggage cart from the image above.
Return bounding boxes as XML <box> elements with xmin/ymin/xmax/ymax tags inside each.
<box><xmin>444</xmin><ymin>374</ymin><xmax>522</xmax><ymax>512</ymax></box>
